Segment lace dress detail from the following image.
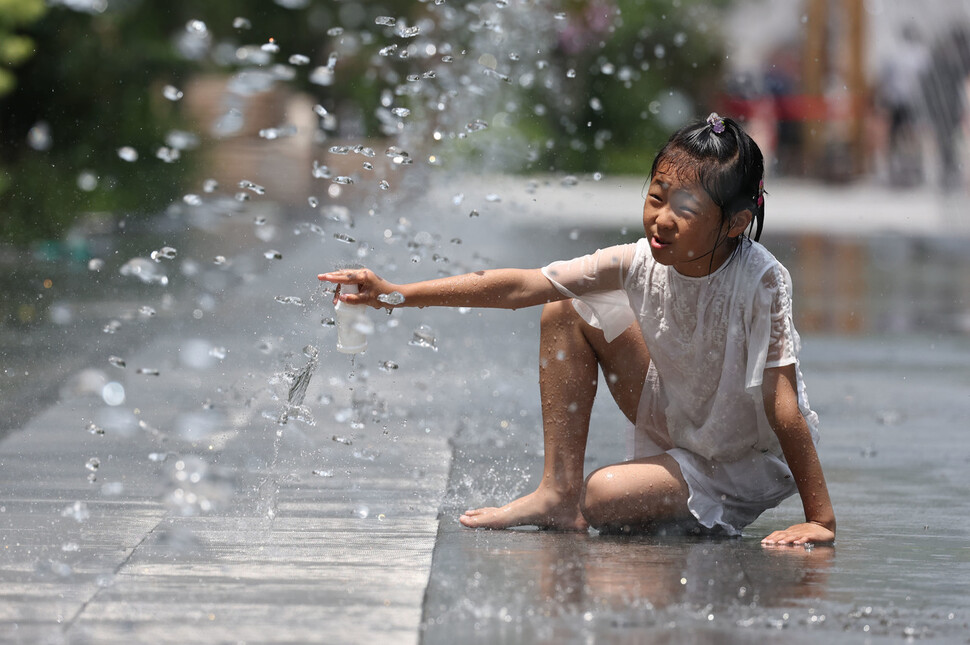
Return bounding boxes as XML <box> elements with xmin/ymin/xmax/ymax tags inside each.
<box><xmin>542</xmin><ymin>238</ymin><xmax>819</xmax><ymax>534</ymax></box>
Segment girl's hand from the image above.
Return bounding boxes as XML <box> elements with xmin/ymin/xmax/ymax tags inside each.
<box><xmin>761</xmin><ymin>522</ymin><xmax>835</xmax><ymax>546</ymax></box>
<box><xmin>317</xmin><ymin>268</ymin><xmax>400</xmax><ymax>310</ymax></box>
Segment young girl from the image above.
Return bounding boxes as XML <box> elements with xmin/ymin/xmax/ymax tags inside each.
<box><xmin>319</xmin><ymin>114</ymin><xmax>835</xmax><ymax>545</ymax></box>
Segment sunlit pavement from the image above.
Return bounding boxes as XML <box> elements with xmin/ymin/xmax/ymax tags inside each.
<box><xmin>1</xmin><ymin>176</ymin><xmax>969</xmax><ymax>643</ymax></box>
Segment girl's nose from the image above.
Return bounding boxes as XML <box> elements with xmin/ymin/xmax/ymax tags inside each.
<box><xmin>655</xmin><ymin>206</ymin><xmax>676</xmax><ymax>231</ymax></box>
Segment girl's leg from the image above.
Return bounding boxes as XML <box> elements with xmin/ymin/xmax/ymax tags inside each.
<box><xmin>460</xmin><ymin>299</ymin><xmax>649</xmax><ymax>530</ymax></box>
<box><xmin>581</xmin><ymin>455</ymin><xmax>698</xmax><ymax>533</ymax></box>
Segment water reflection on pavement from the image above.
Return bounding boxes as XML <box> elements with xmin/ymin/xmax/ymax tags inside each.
<box><xmin>423</xmin><ymin>525</ymin><xmax>837</xmax><ymax>643</ymax></box>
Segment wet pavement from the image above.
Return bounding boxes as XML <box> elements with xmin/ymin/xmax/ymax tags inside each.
<box><xmin>1</xmin><ymin>178</ymin><xmax>969</xmax><ymax>643</ymax></box>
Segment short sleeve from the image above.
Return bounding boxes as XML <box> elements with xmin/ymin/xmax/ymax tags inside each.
<box><xmin>541</xmin><ymin>244</ymin><xmax>638</xmax><ymax>342</ymax></box>
<box><xmin>745</xmin><ymin>263</ymin><xmax>799</xmax><ymax>391</ymax></box>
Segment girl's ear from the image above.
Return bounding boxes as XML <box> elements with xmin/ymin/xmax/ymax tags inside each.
<box><xmin>727</xmin><ymin>209</ymin><xmax>753</xmax><ymax>238</ymax></box>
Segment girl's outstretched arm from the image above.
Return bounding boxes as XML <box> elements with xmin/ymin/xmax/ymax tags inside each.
<box><xmin>317</xmin><ymin>267</ymin><xmax>567</xmax><ymax>311</ymax></box>
<box><xmin>760</xmin><ymin>363</ymin><xmax>837</xmax><ymax>546</ymax></box>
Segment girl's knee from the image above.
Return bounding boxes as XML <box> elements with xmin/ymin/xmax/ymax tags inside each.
<box><xmin>540</xmin><ymin>299</ymin><xmax>578</xmax><ymax>327</ymax></box>
<box><xmin>579</xmin><ymin>467</ymin><xmax>615</xmax><ymax>528</ymax></box>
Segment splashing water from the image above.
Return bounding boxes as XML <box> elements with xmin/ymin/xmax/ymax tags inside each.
<box><xmin>408</xmin><ymin>324</ymin><xmax>438</xmax><ymax>351</ymax></box>
<box><xmin>285</xmin><ymin>345</ymin><xmax>319</xmax><ymax>408</ymax></box>
<box><xmin>377</xmin><ymin>291</ymin><xmax>406</xmax><ymax>305</ymax></box>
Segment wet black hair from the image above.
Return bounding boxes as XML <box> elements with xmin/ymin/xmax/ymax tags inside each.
<box><xmin>649</xmin><ymin>114</ymin><xmax>765</xmax><ymax>243</ymax></box>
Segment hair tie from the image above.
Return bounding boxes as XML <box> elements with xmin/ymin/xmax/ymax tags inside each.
<box><xmin>757</xmin><ymin>179</ymin><xmax>764</xmax><ymax>207</ymax></box>
<box><xmin>706</xmin><ymin>112</ymin><xmax>726</xmax><ymax>134</ymax></box>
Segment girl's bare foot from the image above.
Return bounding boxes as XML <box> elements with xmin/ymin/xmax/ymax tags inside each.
<box><xmin>459</xmin><ymin>489</ymin><xmax>589</xmax><ymax>531</ymax></box>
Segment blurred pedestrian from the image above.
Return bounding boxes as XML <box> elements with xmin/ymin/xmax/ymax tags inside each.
<box><xmin>922</xmin><ymin>25</ymin><xmax>970</xmax><ymax>190</ymax></box>
<box><xmin>877</xmin><ymin>25</ymin><xmax>930</xmax><ymax>186</ymax></box>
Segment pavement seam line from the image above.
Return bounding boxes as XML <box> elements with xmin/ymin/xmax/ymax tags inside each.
<box><xmin>61</xmin><ymin>514</ymin><xmax>168</xmax><ymax>633</ymax></box>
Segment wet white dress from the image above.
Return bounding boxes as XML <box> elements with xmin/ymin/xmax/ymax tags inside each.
<box><xmin>542</xmin><ymin>238</ymin><xmax>819</xmax><ymax>534</ymax></box>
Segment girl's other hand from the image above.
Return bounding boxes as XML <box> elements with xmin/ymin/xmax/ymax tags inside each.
<box><xmin>317</xmin><ymin>268</ymin><xmax>399</xmax><ymax>309</ymax></box>
<box><xmin>761</xmin><ymin>522</ymin><xmax>835</xmax><ymax>546</ymax></box>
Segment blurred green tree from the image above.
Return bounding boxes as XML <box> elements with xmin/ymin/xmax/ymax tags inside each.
<box><xmin>526</xmin><ymin>0</ymin><xmax>729</xmax><ymax>174</ymax></box>
<box><xmin>0</xmin><ymin>0</ymin><xmax>46</xmax><ymax>96</ymax></box>
<box><xmin>0</xmin><ymin>0</ymin><xmax>729</xmax><ymax>246</ymax></box>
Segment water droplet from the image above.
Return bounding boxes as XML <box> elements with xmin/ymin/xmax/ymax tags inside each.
<box><xmin>117</xmin><ymin>146</ymin><xmax>138</xmax><ymax>162</ymax></box>
<box><xmin>108</xmin><ymin>356</ymin><xmax>126</xmax><ymax>369</ymax></box>
<box><xmin>485</xmin><ymin>193</ymin><xmax>501</xmax><ymax>202</ymax></box>
<box><xmin>87</xmin><ymin>258</ymin><xmax>104</xmax><ymax>272</ymax></box>
<box><xmin>379</xmin><ymin>361</ymin><xmax>399</xmax><ymax>372</ymax></box>
<box><xmin>468</xmin><ymin>209</ymin><xmax>479</xmax><ymax>217</ymax></box>
<box><xmin>61</xmin><ymin>501</ymin><xmax>90</xmax><ymax>523</ymax></box>
<box><xmin>379</xmin><ymin>180</ymin><xmax>390</xmax><ymax>190</ymax></box>
<box><xmin>332</xmin><ymin>435</ymin><xmax>353</xmax><ymax>445</ymax></box>
<box><xmin>27</xmin><ymin>121</ymin><xmax>52</xmax><ymax>151</ymax></box>
<box><xmin>214</xmin><ymin>255</ymin><xmax>228</xmax><ymax>265</ymax></box>
<box><xmin>103</xmin><ymin>320</ymin><xmax>121</xmax><ymax>334</ymax></box>
<box><xmin>309</xmin><ymin>66</ymin><xmax>334</xmax><ymax>86</ymax></box>
<box><xmin>312</xmin><ymin>469</ymin><xmax>334</xmax><ymax>478</ymax></box>
<box><xmin>163</xmin><ymin>84</ymin><xmax>184</xmax><ymax>101</ymax></box>
<box><xmin>239</xmin><ymin>180</ymin><xmax>266</xmax><ymax>195</ymax></box>
<box><xmin>397</xmin><ymin>25</ymin><xmax>420</xmax><ymax>38</ymax></box>
<box><xmin>379</xmin><ymin>44</ymin><xmax>398</xmax><ymax>57</ymax></box>
<box><xmin>391</xmin><ymin>107</ymin><xmax>411</xmax><ymax>118</ymax></box>
<box><xmin>136</xmin><ymin>368</ymin><xmax>160</xmax><ymax>376</ymax></box>
<box><xmin>654</xmin><ymin>44</ymin><xmax>666</xmax><ymax>59</ymax></box>
<box><xmin>261</xmin><ymin>39</ymin><xmax>280</xmax><ymax>53</ymax></box>
<box><xmin>85</xmin><ymin>457</ymin><xmax>100</xmax><ymax>472</ymax></box>
<box><xmin>332</xmin><ymin>176</ymin><xmax>354</xmax><ymax>185</ymax></box>
<box><xmin>375</xmin><ymin>16</ymin><xmax>396</xmax><ymax>26</ymax></box>
<box><xmin>77</xmin><ymin>170</ymin><xmax>98</xmax><ymax>192</ymax></box>
<box><xmin>156</xmin><ymin>147</ymin><xmax>180</xmax><ymax>163</ymax></box>
<box><xmin>313</xmin><ymin>104</ymin><xmax>329</xmax><ymax>117</ymax></box>
<box><xmin>561</xmin><ymin>175</ymin><xmax>579</xmax><ymax>187</ymax></box>
<box><xmin>312</xmin><ymin>161</ymin><xmax>331</xmax><ymax>179</ymax></box>
<box><xmin>151</xmin><ymin>246</ymin><xmax>177</xmax><ymax>262</ymax></box>
<box><xmin>259</xmin><ymin>125</ymin><xmax>297</xmax><ymax>140</ymax></box>
<box><xmin>86</xmin><ymin>422</ymin><xmax>105</xmax><ymax>436</ymax></box>
<box><xmin>465</xmin><ymin>119</ymin><xmax>489</xmax><ymax>133</ymax></box>
<box><xmin>408</xmin><ymin>324</ymin><xmax>438</xmax><ymax>351</ymax></box>
<box><xmin>232</xmin><ymin>16</ymin><xmax>251</xmax><ymax>29</ymax></box>
<box><xmin>274</xmin><ymin>295</ymin><xmax>305</xmax><ymax>307</ymax></box>
<box><xmin>264</xmin><ymin>250</ymin><xmax>283</xmax><ymax>260</ymax></box>
<box><xmin>186</xmin><ymin>19</ymin><xmax>207</xmax><ymax>34</ymax></box>
<box><xmin>138</xmin><ymin>305</ymin><xmax>156</xmax><ymax>317</ymax></box>
<box><xmin>377</xmin><ymin>291</ymin><xmax>405</xmax><ymax>305</ymax></box>
<box><xmin>120</xmin><ymin>257</ymin><xmax>168</xmax><ymax>285</ymax></box>
<box><xmin>353</xmin><ymin>504</ymin><xmax>369</xmax><ymax>519</ymax></box>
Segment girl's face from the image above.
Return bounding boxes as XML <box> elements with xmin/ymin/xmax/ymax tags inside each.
<box><xmin>642</xmin><ymin>165</ymin><xmax>744</xmax><ymax>277</ymax></box>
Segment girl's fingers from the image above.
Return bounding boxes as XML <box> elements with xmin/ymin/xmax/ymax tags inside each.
<box><xmin>318</xmin><ymin>271</ymin><xmax>359</xmax><ymax>283</ymax></box>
